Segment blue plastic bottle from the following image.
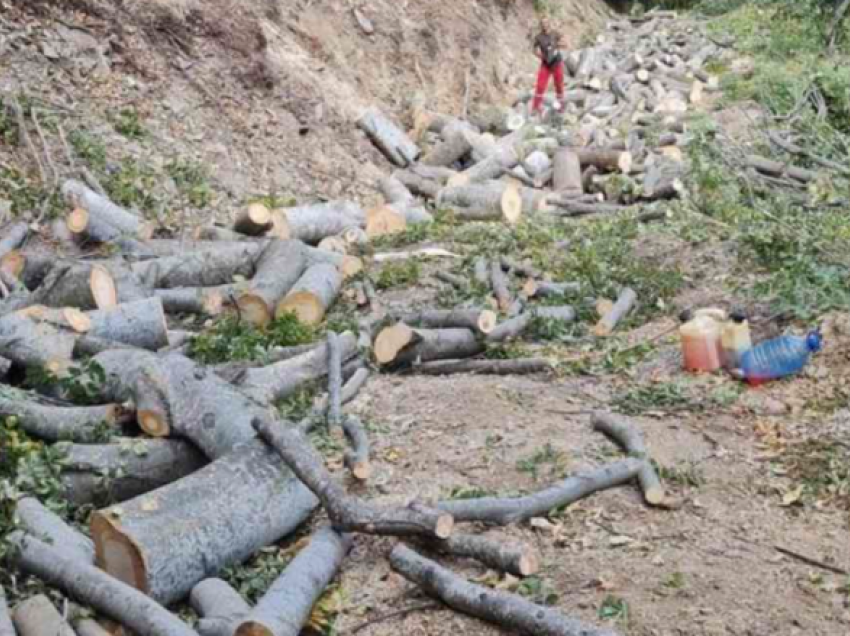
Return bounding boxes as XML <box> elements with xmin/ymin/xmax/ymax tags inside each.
<box><xmin>737</xmin><ymin>330</ymin><xmax>822</xmax><ymax>385</ymax></box>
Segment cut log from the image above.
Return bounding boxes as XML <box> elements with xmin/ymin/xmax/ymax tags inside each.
<box><xmin>302</xmin><ymin>246</ymin><xmax>363</xmax><ymax>279</ymax></box>
<box><xmin>154</xmin><ymin>287</ymin><xmax>225</xmax><ymax>316</ymax></box>
<box><xmin>236</xmin><ymin>240</ymin><xmax>306</xmax><ymax>327</ymax></box>
<box><xmin>233</xmin><ymin>526</ymin><xmax>352</xmax><ymax>636</ymax></box>
<box><xmin>436</xmin><ymin>182</ymin><xmax>522</xmax><ymax>224</ymax></box>
<box><xmin>15</xmin><ymin>497</ymin><xmax>95</xmax><ymax>564</ymax></box>
<box><xmin>275</xmin><ymin>263</ymin><xmax>343</xmax><ymax>325</ymax></box>
<box><xmin>437</xmin><ymin>458</ymin><xmax>643</xmax><ymax>524</ymax></box>
<box><xmin>191</xmin><ymin>579</ymin><xmax>250</xmax><ymax>636</ymax></box>
<box><xmin>642</xmin><ymin>160</ymin><xmax>686</xmax><ymax>199</ymax></box>
<box><xmin>591</xmin><ymin>411</ymin><xmax>665</xmax><ymax>506</ymax></box>
<box><xmin>236</xmin><ymin>332</ymin><xmax>357</xmax><ymax>404</ymax></box>
<box><xmin>490</xmin><ymin>260</ymin><xmax>512</xmax><ymax>312</ymax></box>
<box><xmin>448</xmin><ymin>140</ymin><xmax>522</xmax><ymax>187</ymax></box>
<box><xmin>408</xmin><ymin>358</ymin><xmax>553</xmax><ymax>376</ymax></box>
<box><xmin>130</xmin><ymin>243</ymin><xmax>258</xmax><ymax>289</ymax></box>
<box><xmin>74</xmin><ymin>335</ymin><xmax>141</xmax><ymax>357</ymax></box>
<box><xmin>374</xmin><ymin>324</ymin><xmax>484</xmax><ymax>367</ymax></box>
<box><xmin>0</xmin><ymin>385</ymin><xmax>125</xmax><ymax>442</ymax></box>
<box><xmin>473</xmin><ymin>257</ymin><xmax>489</xmax><ymax>286</ymax></box>
<box><xmin>0</xmin><ymin>313</ymin><xmax>76</xmax><ymax>373</ymax></box>
<box><xmin>30</xmin><ymin>262</ymin><xmax>117</xmax><ymax>310</ymax></box>
<box><xmin>425</xmin><ymin>534</ymin><xmax>540</xmax><ymax>577</ymax></box>
<box><xmin>312</xmin><ymin>366</ymin><xmax>371</xmax><ymax>416</ymax></box>
<box><xmin>0</xmin><ymin>356</ymin><xmax>10</xmax><ymax>382</ymax></box>
<box><xmin>746</xmin><ymin>155</ymin><xmax>817</xmax><ymax>183</ymax></box>
<box><xmin>593</xmin><ymin>287</ymin><xmax>637</xmax><ymax>336</ymax></box>
<box><xmin>325</xmin><ymin>331</ymin><xmax>344</xmax><ymax>436</ymax></box>
<box><xmin>15</xmin><ymin>305</ymin><xmax>91</xmax><ymax>333</ymax></box>
<box><xmin>552</xmin><ymin>148</ymin><xmax>584</xmax><ymax>195</ymax></box>
<box><xmin>85</xmin><ymin>298</ymin><xmax>169</xmax><ymax>350</ymax></box>
<box><xmin>549</xmin><ymin>200</ymin><xmax>627</xmax><ymax>217</ymax></box>
<box><xmin>0</xmin><ymin>221</ymin><xmax>28</xmax><ymax>261</ymax></box>
<box><xmin>59</xmin><ymin>438</ymin><xmax>208</xmax><ymax>507</ymax></box>
<box><xmin>393</xmin><ymin>170</ymin><xmax>442</xmax><ymax>199</ymax></box>
<box><xmin>253</xmin><ymin>418</ymin><xmax>453</xmax><ymax>538</ymax></box>
<box><xmin>281</xmin><ymin>202</ymin><xmax>365</xmax><ymax>245</ymax></box>
<box><xmin>74</xmin><ymin>619</ymin><xmax>112</xmax><ymax>636</ymax></box>
<box><xmin>193</xmin><ymin>225</ymin><xmax>249</xmax><ymax>242</ymax></box>
<box><xmin>576</xmin><ymin>149</ymin><xmax>632</xmax><ymax>173</ymax></box>
<box><xmin>0</xmin><ymin>586</ymin><xmax>14</xmax><ymax>636</ymax></box>
<box><xmin>12</xmin><ymin>595</ymin><xmax>76</xmax><ymax>636</ymax></box>
<box><xmin>379</xmin><ymin>175</ymin><xmax>415</xmax><ymax>204</ymax></box>
<box><xmin>522</xmin><ymin>150</ymin><xmax>552</xmax><ymax>179</ymax></box>
<box><xmin>523</xmin><ymin>280</ymin><xmax>581</xmax><ymax>299</ymax></box>
<box><xmin>63</xmin><ymin>180</ymin><xmax>155</xmax><ymax>241</ymax></box>
<box><xmin>365</xmin><ymin>205</ymin><xmax>407</xmax><ymax>238</ymax></box>
<box><xmin>342</xmin><ymin>415</ymin><xmax>372</xmax><ymax>481</ymax></box>
<box><xmin>234</xmin><ymin>203</ymin><xmax>273</xmax><ymax>236</ymax></box>
<box><xmin>357</xmin><ymin>107</ymin><xmax>420</xmax><ymax>167</ymax></box>
<box><xmin>7</xmin><ymin>532</ymin><xmax>200</xmax><ymax>636</ymax></box>
<box><xmin>89</xmin><ymin>436</ymin><xmax>317</xmax><ymax>605</ymax></box>
<box><xmin>395</xmin><ymin>309</ymin><xmax>497</xmax><ymax>335</ymax></box>
<box><xmin>486</xmin><ymin>306</ymin><xmax>576</xmax><ymax>343</ymax></box>
<box><xmin>390</xmin><ymin>545</ymin><xmax>617</xmax><ymax>636</ymax></box>
<box><xmin>420</xmin><ymin>124</ymin><xmax>473</xmax><ymax>167</ymax></box>
<box><xmin>386</xmin><ymin>200</ymin><xmax>434</xmax><ymax>226</ymax></box>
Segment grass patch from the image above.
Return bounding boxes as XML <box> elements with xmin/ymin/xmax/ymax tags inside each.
<box><xmin>111</xmin><ymin>107</ymin><xmax>147</xmax><ymax>140</ymax></box>
<box><xmin>167</xmin><ymin>160</ymin><xmax>213</xmax><ymax>208</ymax></box>
<box><xmin>516</xmin><ymin>443</ymin><xmax>566</xmax><ymax>481</ymax></box>
<box><xmin>375</xmin><ymin>259</ymin><xmax>421</xmax><ymax>290</ymax></box>
<box><xmin>783</xmin><ymin>438</ymin><xmax>850</xmax><ymax>510</ymax></box>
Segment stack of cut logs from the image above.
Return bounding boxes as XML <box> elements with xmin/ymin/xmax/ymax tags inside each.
<box><xmin>0</xmin><ymin>9</ymin><xmax>754</xmax><ymax>636</ymax></box>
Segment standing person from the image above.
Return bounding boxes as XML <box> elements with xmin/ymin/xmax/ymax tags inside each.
<box><xmin>531</xmin><ymin>17</ymin><xmax>567</xmax><ymax>117</ymax></box>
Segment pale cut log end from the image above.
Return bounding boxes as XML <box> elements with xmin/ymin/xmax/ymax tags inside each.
<box><xmin>203</xmin><ymin>291</ymin><xmax>225</xmax><ymax>316</ymax></box>
<box><xmin>596</xmin><ymin>299</ymin><xmax>614</xmax><ymax>317</ymax></box>
<box><xmin>435</xmin><ymin>514</ymin><xmax>454</xmax><ymax>539</ymax></box>
<box><xmin>593</xmin><ymin>323</ymin><xmax>613</xmax><ymax>337</ymax></box>
<box><xmin>447</xmin><ymin>173</ymin><xmax>470</xmax><ymax>188</ymax></box>
<box><xmin>412</xmin><ymin>109</ymin><xmax>434</xmax><ymax>141</ymax></box>
<box><xmin>645</xmin><ymin>485</ymin><xmax>666</xmax><ymax>506</ymax></box>
<box><xmin>90</xmin><ymin>266</ymin><xmax>118</xmax><ymax>309</ymax></box>
<box><xmin>366</xmin><ymin>206</ymin><xmax>407</xmax><ymax>238</ymax></box>
<box><xmin>0</xmin><ymin>250</ymin><xmax>25</xmax><ymax>278</ymax></box>
<box><xmin>317</xmin><ymin>236</ymin><xmax>348</xmax><ymax>255</ymax></box>
<box><xmin>138</xmin><ymin>409</ymin><xmax>170</xmax><ymax>437</ymax></box>
<box><xmin>67</xmin><ymin>207</ymin><xmax>89</xmax><ymax>234</ymax></box>
<box><xmin>351</xmin><ymin>460</ymin><xmax>372</xmax><ymax>481</ymax></box>
<box><xmin>501</xmin><ymin>184</ymin><xmax>523</xmax><ymax>225</ymax></box>
<box><xmin>90</xmin><ymin>512</ymin><xmax>149</xmax><ymax>595</ymax></box>
<box><xmin>519</xmin><ymin>551</ymin><xmax>541</xmax><ymax>577</ymax></box>
<box><xmin>269</xmin><ymin>210</ymin><xmax>291</xmax><ymax>240</ymax></box>
<box><xmin>477</xmin><ymin>310</ymin><xmax>498</xmax><ymax>334</ymax></box>
<box><xmin>618</xmin><ymin>152</ymin><xmax>633</xmax><ymax>174</ymax></box>
<box><xmin>276</xmin><ymin>292</ymin><xmax>325</xmax><ymax>326</ymax></box>
<box><xmin>341</xmin><ymin>256</ymin><xmax>364</xmax><ymax>280</ymax></box>
<box><xmin>342</xmin><ymin>226</ymin><xmax>369</xmax><ymax>246</ymax></box>
<box><xmin>235</xmin><ymin>621</ymin><xmax>272</xmax><ymax>636</ymax></box>
<box><xmin>374</xmin><ymin>322</ymin><xmax>415</xmax><ymax>364</ymax></box>
<box><xmin>237</xmin><ymin>294</ymin><xmax>273</xmax><ymax>327</ymax></box>
<box><xmin>234</xmin><ymin>203</ymin><xmax>273</xmax><ymax>236</ymax></box>
<box><xmin>65</xmin><ymin>308</ymin><xmax>91</xmax><ymax>332</ymax></box>
<box><xmin>522</xmin><ymin>279</ymin><xmax>537</xmax><ymax>298</ymax></box>
<box><xmin>137</xmin><ymin>222</ymin><xmax>156</xmax><ymax>241</ymax></box>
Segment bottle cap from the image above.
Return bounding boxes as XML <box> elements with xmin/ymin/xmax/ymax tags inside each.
<box><xmin>806</xmin><ymin>329</ymin><xmax>823</xmax><ymax>352</ymax></box>
<box><xmin>730</xmin><ymin>308</ymin><xmax>747</xmax><ymax>323</ymax></box>
<box><xmin>678</xmin><ymin>308</ymin><xmax>693</xmax><ymax>323</ymax></box>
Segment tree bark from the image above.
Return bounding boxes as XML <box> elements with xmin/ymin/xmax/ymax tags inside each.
<box><xmin>15</xmin><ymin>497</ymin><xmax>95</xmax><ymax>564</ymax></box>
<box><xmin>523</xmin><ymin>280</ymin><xmax>581</xmax><ymax>299</ymax></box>
<box><xmin>154</xmin><ymin>287</ymin><xmax>226</xmax><ymax>316</ymax></box>
<box><xmin>449</xmin><ymin>141</ymin><xmax>522</xmax><ymax>187</ymax></box>
<box><xmin>406</xmin><ymin>358</ymin><xmax>553</xmax><ymax>376</ymax></box>
<box><xmin>14</xmin><ymin>305</ymin><xmax>91</xmax><ymax>333</ymax></box>
<box><xmin>253</xmin><ymin>418</ymin><xmax>453</xmax><ymax>538</ymax></box>
<box><xmin>59</xmin><ymin>438</ymin><xmax>208</xmax><ymax>507</ymax></box>
<box><xmin>386</xmin><ymin>200</ymin><xmax>434</xmax><ymax>226</ymax></box>
<box><xmin>553</xmin><ymin>148</ymin><xmax>584</xmax><ymax>195</ymax></box>
<box><xmin>63</xmin><ymin>180</ymin><xmax>154</xmax><ymax>241</ymax></box>
<box><xmin>302</xmin><ymin>246</ymin><xmax>363</xmax><ymax>279</ymax></box>
<box><xmin>746</xmin><ymin>155</ymin><xmax>817</xmax><ymax>183</ymax></box>
<box><xmin>394</xmin><ymin>309</ymin><xmax>497</xmax><ymax>335</ymax></box>
<box><xmin>390</xmin><ymin>545</ymin><xmax>618</xmax><ymax>636</ymax></box>
<box><xmin>89</xmin><ymin>437</ymin><xmax>317</xmax><ymax>605</ymax></box>
<box><xmin>29</xmin><ymin>261</ymin><xmax>117</xmax><ymax>310</ymax></box>
<box><xmin>275</xmin><ymin>263</ymin><xmax>343</xmax><ymax>326</ymax></box>
<box><xmin>374</xmin><ymin>324</ymin><xmax>484</xmax><ymax>367</ymax></box>
<box><xmin>74</xmin><ymin>619</ymin><xmax>112</xmax><ymax>636</ymax></box>
<box><xmin>311</xmin><ymin>366</ymin><xmax>371</xmax><ymax>416</ymax></box>
<box><xmin>342</xmin><ymin>414</ymin><xmax>372</xmax><ymax>481</ymax></box>
<box><xmin>236</xmin><ymin>332</ymin><xmax>358</xmax><ymax>404</ymax></box>
<box><xmin>486</xmin><ymin>306</ymin><xmax>576</xmax><ymax>343</ymax></box>
<box><xmin>437</xmin><ymin>459</ymin><xmax>643</xmax><ymax>524</ymax></box>
<box><xmin>379</xmin><ymin>175</ymin><xmax>415</xmax><ymax>204</ymax></box>
<box><xmin>549</xmin><ymin>200</ymin><xmax>627</xmax><ymax>218</ymax></box>
<box><xmin>591</xmin><ymin>411</ymin><xmax>665</xmax><ymax>506</ymax></box>
<box><xmin>191</xmin><ymin>579</ymin><xmax>250</xmax><ymax>636</ymax></box>
<box><xmin>73</xmin><ymin>334</ymin><xmax>141</xmax><ymax>357</ymax></box>
<box><xmin>357</xmin><ymin>107</ymin><xmax>420</xmax><ymax>167</ymax></box>
<box><xmin>325</xmin><ymin>331</ymin><xmax>344</xmax><ymax>436</ymax></box>
<box><xmin>393</xmin><ymin>170</ymin><xmax>442</xmax><ymax>199</ymax></box>
<box><xmin>85</xmin><ymin>298</ymin><xmax>169</xmax><ymax>350</ymax></box>
<box><xmin>130</xmin><ymin>243</ymin><xmax>258</xmax><ymax>289</ymax></box>
<box><xmin>11</xmin><ymin>594</ymin><xmax>77</xmax><ymax>636</ymax></box>
<box><xmin>193</xmin><ymin>225</ymin><xmax>250</xmax><ymax>242</ymax></box>
<box><xmin>0</xmin><ymin>385</ymin><xmax>125</xmax><ymax>442</ymax></box>
<box><xmin>424</xmin><ymin>534</ymin><xmax>540</xmax><ymax>577</ymax></box>
<box><xmin>0</xmin><ymin>356</ymin><xmax>10</xmax><ymax>382</ymax></box>
<box><xmin>490</xmin><ymin>260</ymin><xmax>512</xmax><ymax>312</ymax></box>
<box><xmin>576</xmin><ymin>149</ymin><xmax>632</xmax><ymax>173</ymax></box>
<box><xmin>0</xmin><ymin>313</ymin><xmax>76</xmax><ymax>373</ymax></box>
<box><xmin>7</xmin><ymin>532</ymin><xmax>200</xmax><ymax>636</ymax></box>
<box><xmin>233</xmin><ymin>526</ymin><xmax>352</xmax><ymax>636</ymax></box>
<box><xmin>420</xmin><ymin>124</ymin><xmax>473</xmax><ymax>167</ymax></box>
<box><xmin>436</xmin><ymin>182</ymin><xmax>522</xmax><ymax>224</ymax></box>
<box><xmin>281</xmin><ymin>202</ymin><xmax>365</xmax><ymax>245</ymax></box>
<box><xmin>0</xmin><ymin>221</ymin><xmax>28</xmax><ymax>262</ymax></box>
<box><xmin>233</xmin><ymin>203</ymin><xmax>273</xmax><ymax>236</ymax></box>
<box><xmin>236</xmin><ymin>240</ymin><xmax>307</xmax><ymax>327</ymax></box>
<box><xmin>0</xmin><ymin>586</ymin><xmax>14</xmax><ymax>636</ymax></box>
<box><xmin>594</xmin><ymin>287</ymin><xmax>637</xmax><ymax>336</ymax></box>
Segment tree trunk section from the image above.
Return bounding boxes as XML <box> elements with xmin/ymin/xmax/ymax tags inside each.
<box><xmin>0</xmin><ymin>313</ymin><xmax>76</xmax><ymax>373</ymax></box>
<box><xmin>15</xmin><ymin>305</ymin><xmax>91</xmax><ymax>333</ymax></box>
<box><xmin>393</xmin><ymin>171</ymin><xmax>442</xmax><ymax>199</ymax></box>
<box><xmin>233</xmin><ymin>204</ymin><xmax>273</xmax><ymax>236</ymax></box>
<box><xmin>437</xmin><ymin>459</ymin><xmax>643</xmax><ymax>524</ymax></box>
<box><xmin>450</xmin><ymin>143</ymin><xmax>522</xmax><ymax>187</ymax></box>
<box><xmin>374</xmin><ymin>324</ymin><xmax>484</xmax><ymax>367</ymax></box>
<box><xmin>12</xmin><ymin>594</ymin><xmax>77</xmax><ymax>636</ymax></box>
<box><xmin>191</xmin><ymin>579</ymin><xmax>250</xmax><ymax>636</ymax></box>
<box><xmin>436</xmin><ymin>183</ymin><xmax>522</xmax><ymax>224</ymax></box>
<box><xmin>30</xmin><ymin>262</ymin><xmax>117</xmax><ymax>310</ymax></box>
<box><xmin>390</xmin><ymin>545</ymin><xmax>618</xmax><ymax>636</ymax></box>
<box><xmin>407</xmin><ymin>358</ymin><xmax>553</xmax><ymax>376</ymax></box>
<box><xmin>237</xmin><ymin>240</ymin><xmax>306</xmax><ymax>327</ymax></box>
<box><xmin>591</xmin><ymin>411</ymin><xmax>665</xmax><ymax>506</ymax></box>
<box><xmin>486</xmin><ymin>306</ymin><xmax>576</xmax><ymax>343</ymax></box>
<box><xmin>553</xmin><ymin>149</ymin><xmax>584</xmax><ymax>195</ymax></box>
<box><xmin>253</xmin><ymin>418</ymin><xmax>453</xmax><ymax>538</ymax></box>
<box><xmin>62</xmin><ymin>180</ymin><xmax>154</xmax><ymax>241</ymax></box>
<box><xmin>85</xmin><ymin>298</ymin><xmax>169</xmax><ymax>350</ymax></box>
<box><xmin>746</xmin><ymin>155</ymin><xmax>817</xmax><ymax>183</ymax></box>
<box><xmin>357</xmin><ymin>107</ymin><xmax>420</xmax><ymax>167</ymax></box>
<box><xmin>365</xmin><ymin>205</ymin><xmax>407</xmax><ymax>238</ymax></box>
<box><xmin>154</xmin><ymin>287</ymin><xmax>226</xmax><ymax>316</ymax></box>
<box><xmin>275</xmin><ymin>263</ymin><xmax>343</xmax><ymax>326</ymax></box>
<box><xmin>7</xmin><ymin>532</ymin><xmax>200</xmax><ymax>636</ymax></box>
<box><xmin>490</xmin><ymin>260</ymin><xmax>512</xmax><ymax>312</ymax></box>
<box><xmin>594</xmin><ymin>287</ymin><xmax>637</xmax><ymax>336</ymax></box>
<box><xmin>425</xmin><ymin>534</ymin><xmax>540</xmax><ymax>577</ymax></box>
<box><xmin>0</xmin><ymin>221</ymin><xmax>28</xmax><ymax>262</ymax></box>
<box><xmin>234</xmin><ymin>526</ymin><xmax>352</xmax><ymax>636</ymax></box>
<box><xmin>0</xmin><ymin>586</ymin><xmax>14</xmax><ymax>636</ymax></box>
<box><xmin>282</xmin><ymin>202</ymin><xmax>365</xmax><ymax>245</ymax></box>
<box><xmin>420</xmin><ymin>125</ymin><xmax>472</xmax><ymax>167</ymax></box>
<box><xmin>89</xmin><ymin>437</ymin><xmax>317</xmax><ymax>605</ymax></box>
<box><xmin>130</xmin><ymin>244</ymin><xmax>258</xmax><ymax>289</ymax></box>
<box><xmin>379</xmin><ymin>175</ymin><xmax>414</xmax><ymax>204</ymax></box>
<box><xmin>394</xmin><ymin>309</ymin><xmax>497</xmax><ymax>335</ymax></box>
<box><xmin>59</xmin><ymin>438</ymin><xmax>208</xmax><ymax>507</ymax></box>
<box><xmin>15</xmin><ymin>497</ymin><xmax>95</xmax><ymax>564</ymax></box>
<box><xmin>576</xmin><ymin>149</ymin><xmax>632</xmax><ymax>173</ymax></box>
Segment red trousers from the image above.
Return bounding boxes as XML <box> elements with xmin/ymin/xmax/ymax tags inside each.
<box><xmin>532</xmin><ymin>60</ymin><xmax>565</xmax><ymax>114</ymax></box>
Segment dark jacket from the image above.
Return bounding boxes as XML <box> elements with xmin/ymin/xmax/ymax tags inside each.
<box><xmin>534</xmin><ymin>31</ymin><xmax>564</xmax><ymax>68</ymax></box>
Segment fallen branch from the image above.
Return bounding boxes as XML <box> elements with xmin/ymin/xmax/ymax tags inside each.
<box><xmin>374</xmin><ymin>324</ymin><xmax>484</xmax><ymax>367</ymax></box>
<box><xmin>15</xmin><ymin>497</ymin><xmax>94</xmax><ymax>564</ymax></box>
<box><xmin>405</xmin><ymin>358</ymin><xmax>553</xmax><ymax>376</ymax></box>
<box><xmin>424</xmin><ymin>534</ymin><xmax>540</xmax><ymax>577</ymax></box>
<box><xmin>237</xmin><ymin>240</ymin><xmax>306</xmax><ymax>326</ymax></box>
<box><xmin>395</xmin><ymin>309</ymin><xmax>497</xmax><ymax>335</ymax></box>
<box><xmin>490</xmin><ymin>260</ymin><xmax>512</xmax><ymax>312</ymax></box>
<box><xmin>436</xmin><ymin>459</ymin><xmax>643</xmax><ymax>524</ymax></box>
<box><xmin>326</xmin><ymin>331</ymin><xmax>344</xmax><ymax>436</ymax></box>
<box><xmin>191</xmin><ymin>579</ymin><xmax>250</xmax><ymax>636</ymax></box>
<box><xmin>11</xmin><ymin>594</ymin><xmax>75</xmax><ymax>636</ymax></box>
<box><xmin>342</xmin><ymin>415</ymin><xmax>372</xmax><ymax>481</ymax></box>
<box><xmin>86</xmin><ymin>297</ymin><xmax>169</xmax><ymax>350</ymax></box>
<box><xmin>253</xmin><ymin>418</ymin><xmax>453</xmax><ymax>538</ymax></box>
<box><xmin>591</xmin><ymin>411</ymin><xmax>665</xmax><ymax>506</ymax></box>
<box><xmin>233</xmin><ymin>526</ymin><xmax>352</xmax><ymax>636</ymax></box>
<box><xmin>774</xmin><ymin>545</ymin><xmax>849</xmax><ymax>576</ymax></box>
<box><xmin>390</xmin><ymin>545</ymin><xmax>618</xmax><ymax>636</ymax></box>
<box><xmin>0</xmin><ymin>586</ymin><xmax>13</xmax><ymax>636</ymax></box>
<box><xmin>594</xmin><ymin>288</ymin><xmax>637</xmax><ymax>336</ymax></box>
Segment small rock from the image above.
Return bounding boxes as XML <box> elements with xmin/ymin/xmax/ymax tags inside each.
<box><xmin>609</xmin><ymin>535</ymin><xmax>633</xmax><ymax>547</ymax></box>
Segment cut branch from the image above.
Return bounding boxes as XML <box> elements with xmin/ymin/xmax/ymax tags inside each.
<box><xmin>191</xmin><ymin>579</ymin><xmax>250</xmax><ymax>636</ymax></box>
<box><xmin>424</xmin><ymin>534</ymin><xmax>540</xmax><ymax>577</ymax></box>
<box><xmin>275</xmin><ymin>263</ymin><xmax>343</xmax><ymax>325</ymax></box>
<box><xmin>237</xmin><ymin>240</ymin><xmax>306</xmax><ymax>326</ymax></box>
<box><xmin>86</xmin><ymin>298</ymin><xmax>169</xmax><ymax>350</ymax></box>
<box><xmin>342</xmin><ymin>415</ymin><xmax>372</xmax><ymax>481</ymax></box>
<box><xmin>11</xmin><ymin>594</ymin><xmax>76</xmax><ymax>636</ymax></box>
<box><xmin>357</xmin><ymin>107</ymin><xmax>420</xmax><ymax>167</ymax></box>
<box><xmin>405</xmin><ymin>358</ymin><xmax>553</xmax><ymax>376</ymax></box>
<box><xmin>15</xmin><ymin>497</ymin><xmax>95</xmax><ymax>564</ymax></box>
<box><xmin>394</xmin><ymin>309</ymin><xmax>497</xmax><ymax>335</ymax></box>
<box><xmin>594</xmin><ymin>287</ymin><xmax>637</xmax><ymax>336</ymax></box>
<box><xmin>374</xmin><ymin>324</ymin><xmax>484</xmax><ymax>367</ymax></box>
